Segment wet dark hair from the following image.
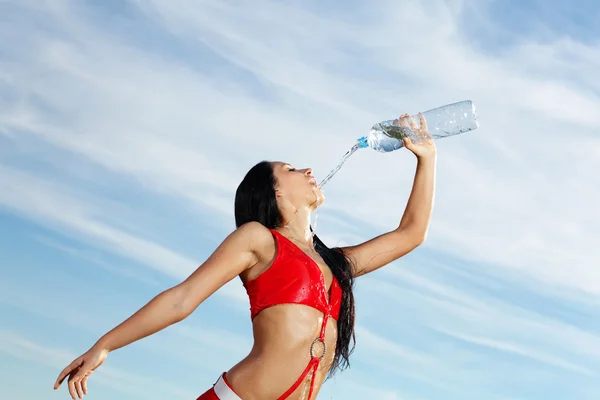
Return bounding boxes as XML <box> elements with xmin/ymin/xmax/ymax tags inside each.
<box><xmin>234</xmin><ymin>160</ymin><xmax>356</xmax><ymax>377</ymax></box>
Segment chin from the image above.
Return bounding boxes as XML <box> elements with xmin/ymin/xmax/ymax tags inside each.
<box><xmin>310</xmin><ymin>187</ymin><xmax>325</xmax><ymax>208</ymax></box>
<box><xmin>314</xmin><ymin>194</ymin><xmax>325</xmax><ymax>208</ymax></box>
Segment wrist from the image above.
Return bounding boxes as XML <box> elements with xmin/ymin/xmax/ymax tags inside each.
<box><xmin>94</xmin><ymin>337</ymin><xmax>113</xmax><ymax>353</ymax></box>
<box><xmin>416</xmin><ymin>153</ymin><xmax>436</xmax><ymax>163</ymax></box>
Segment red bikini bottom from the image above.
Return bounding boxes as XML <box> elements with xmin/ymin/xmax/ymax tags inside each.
<box><xmin>197</xmin><ymin>387</ymin><xmax>219</xmax><ymax>400</ymax></box>
<box><xmin>197</xmin><ymin>373</ymin><xmax>240</xmax><ymax>400</ymax></box>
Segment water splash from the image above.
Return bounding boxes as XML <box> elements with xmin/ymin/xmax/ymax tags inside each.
<box><xmin>299</xmin><ymin>370</ymin><xmax>314</xmax><ymax>400</ymax></box>
<box><xmin>310</xmin><ymin>207</ymin><xmax>319</xmax><ymax>249</ymax></box>
<box><xmin>309</xmin><ymin>143</ymin><xmax>362</xmax><ymax>249</ymax></box>
<box><xmin>318</xmin><ymin>142</ymin><xmax>362</xmax><ymax>188</ymax></box>
<box><xmin>284</xmin><ymin>139</ymin><xmax>359</xmax><ymax>249</ymax></box>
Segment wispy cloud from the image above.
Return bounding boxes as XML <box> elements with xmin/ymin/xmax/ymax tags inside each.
<box><xmin>32</xmin><ymin>234</ymin><xmax>163</xmax><ymax>286</ymax></box>
<box><xmin>360</xmin><ymin>269</ymin><xmax>600</xmax><ymax>380</ymax></box>
<box><xmin>0</xmin><ymin>330</ymin><xmax>197</xmax><ymax>399</ymax></box>
<box><xmin>434</xmin><ymin>328</ymin><xmax>594</xmax><ymax>376</ymax></box>
<box><xmin>3</xmin><ymin>0</ymin><xmax>597</xmax><ymax>297</ymax></box>
<box><xmin>356</xmin><ymin>325</ymin><xmax>433</xmax><ymax>365</ymax></box>
<box><xmin>1</xmin><ymin>0</ymin><xmax>599</xmax><ymax>399</ymax></box>
<box><xmin>0</xmin><ymin>165</ymin><xmax>247</xmax><ymax>303</ymax></box>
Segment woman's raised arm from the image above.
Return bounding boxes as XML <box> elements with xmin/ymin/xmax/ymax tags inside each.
<box><xmin>341</xmin><ymin>113</ymin><xmax>437</xmax><ymax>277</ymax></box>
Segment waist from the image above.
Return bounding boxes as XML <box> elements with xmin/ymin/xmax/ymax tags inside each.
<box><xmin>226</xmin><ymin>350</ymin><xmax>333</xmax><ymax>400</ymax></box>
<box><xmin>226</xmin><ymin>306</ymin><xmax>338</xmax><ymax>399</ymax></box>
<box><xmin>252</xmin><ymin>305</ymin><xmax>338</xmax><ymax>350</ymax></box>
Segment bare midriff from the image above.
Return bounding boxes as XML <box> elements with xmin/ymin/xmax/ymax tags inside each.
<box><xmin>225</xmin><ymin>304</ymin><xmax>338</xmax><ymax>400</ymax></box>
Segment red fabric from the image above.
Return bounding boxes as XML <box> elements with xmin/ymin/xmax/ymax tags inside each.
<box><xmin>276</xmin><ymin>355</ymin><xmax>321</xmax><ymax>400</ymax></box>
<box><xmin>244</xmin><ymin>229</ymin><xmax>343</xmax><ymax>321</ymax></box>
<box><xmin>197</xmin><ymin>373</ymin><xmax>238</xmax><ymax>400</ymax></box>
<box><xmin>196</xmin><ymin>387</ymin><xmax>218</xmax><ymax>400</ymax></box>
<box><xmin>235</xmin><ymin>229</ymin><xmax>344</xmax><ymax>399</ymax></box>
<box><xmin>222</xmin><ymin>373</ymin><xmax>236</xmax><ymax>394</ymax></box>
<box><xmin>196</xmin><ymin>372</ymin><xmax>239</xmax><ymax>400</ymax></box>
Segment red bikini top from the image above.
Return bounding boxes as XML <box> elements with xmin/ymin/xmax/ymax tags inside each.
<box><xmin>243</xmin><ymin>229</ymin><xmax>343</xmax><ymax>321</ymax></box>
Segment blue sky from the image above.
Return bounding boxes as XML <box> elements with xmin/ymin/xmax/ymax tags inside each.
<box><xmin>1</xmin><ymin>0</ymin><xmax>599</xmax><ymax>399</ymax></box>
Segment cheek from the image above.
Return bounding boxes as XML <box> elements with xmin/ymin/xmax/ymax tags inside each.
<box><xmin>279</xmin><ymin>180</ymin><xmax>302</xmax><ymax>199</ymax></box>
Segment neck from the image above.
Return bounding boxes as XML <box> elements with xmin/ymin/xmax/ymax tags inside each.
<box><xmin>280</xmin><ymin>206</ymin><xmax>314</xmax><ymax>245</ymax></box>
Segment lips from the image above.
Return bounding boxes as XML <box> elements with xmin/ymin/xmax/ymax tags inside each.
<box><xmin>308</xmin><ymin>177</ymin><xmax>317</xmax><ymax>186</ymax></box>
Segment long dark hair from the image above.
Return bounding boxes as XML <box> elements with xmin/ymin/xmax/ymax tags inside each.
<box><xmin>234</xmin><ymin>160</ymin><xmax>356</xmax><ymax>376</ymax></box>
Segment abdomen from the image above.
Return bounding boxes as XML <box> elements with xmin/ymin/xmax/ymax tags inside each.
<box><xmin>225</xmin><ymin>305</ymin><xmax>338</xmax><ymax>400</ymax></box>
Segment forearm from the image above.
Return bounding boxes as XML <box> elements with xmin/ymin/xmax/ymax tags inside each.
<box><xmin>397</xmin><ymin>155</ymin><xmax>436</xmax><ymax>240</ymax></box>
<box><xmin>95</xmin><ymin>286</ymin><xmax>187</xmax><ymax>352</ymax></box>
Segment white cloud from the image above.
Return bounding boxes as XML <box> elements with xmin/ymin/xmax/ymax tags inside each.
<box><xmin>3</xmin><ymin>0</ymin><xmax>591</xmax><ymax>297</ymax></box>
<box><xmin>169</xmin><ymin>324</ymin><xmax>252</xmax><ymax>355</ymax></box>
<box><xmin>1</xmin><ymin>0</ymin><xmax>600</xmax><ymax>398</ymax></box>
<box><xmin>0</xmin><ymin>165</ymin><xmax>248</xmax><ymax>303</ymax></box>
<box><xmin>362</xmin><ymin>270</ymin><xmax>600</xmax><ymax>375</ymax></box>
<box><xmin>32</xmin><ymin>234</ymin><xmax>163</xmax><ymax>286</ymax></box>
<box><xmin>355</xmin><ymin>324</ymin><xmax>433</xmax><ymax>365</ymax></box>
<box><xmin>0</xmin><ymin>330</ymin><xmax>197</xmax><ymax>399</ymax></box>
<box><xmin>434</xmin><ymin>328</ymin><xmax>594</xmax><ymax>376</ymax></box>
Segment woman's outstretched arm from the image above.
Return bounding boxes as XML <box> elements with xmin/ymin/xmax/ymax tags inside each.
<box><xmin>96</xmin><ymin>221</ymin><xmax>266</xmax><ymax>351</ymax></box>
<box><xmin>342</xmin><ymin>113</ymin><xmax>437</xmax><ymax>277</ymax></box>
<box><xmin>54</xmin><ymin>221</ymin><xmax>271</xmax><ymax>399</ymax></box>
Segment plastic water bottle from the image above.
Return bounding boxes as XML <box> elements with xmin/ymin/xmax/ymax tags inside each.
<box><xmin>317</xmin><ymin>100</ymin><xmax>480</xmax><ymax>187</ymax></box>
<box><xmin>357</xmin><ymin>100</ymin><xmax>479</xmax><ymax>153</ymax></box>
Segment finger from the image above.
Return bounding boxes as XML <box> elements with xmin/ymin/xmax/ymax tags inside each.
<box><xmin>75</xmin><ymin>377</ymin><xmax>84</xmax><ymax>399</ymax></box>
<box><xmin>55</xmin><ymin>360</ymin><xmax>79</xmax><ymax>388</ymax></box>
<box><xmin>68</xmin><ymin>376</ymin><xmax>77</xmax><ymax>400</ymax></box>
<box><xmin>418</xmin><ymin>112</ymin><xmax>428</xmax><ymax>131</ymax></box>
<box><xmin>81</xmin><ymin>375</ymin><xmax>89</xmax><ymax>396</ymax></box>
<box><xmin>399</xmin><ymin>114</ymin><xmax>409</xmax><ymax>127</ymax></box>
<box><xmin>392</xmin><ymin>118</ymin><xmax>399</xmax><ymax>126</ymax></box>
<box><xmin>416</xmin><ymin>114</ymin><xmax>432</xmax><ymax>140</ymax></box>
<box><xmin>408</xmin><ymin>115</ymin><xmax>419</xmax><ymax>131</ymax></box>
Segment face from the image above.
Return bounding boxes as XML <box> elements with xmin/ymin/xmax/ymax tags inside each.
<box><xmin>271</xmin><ymin>161</ymin><xmax>324</xmax><ymax>210</ymax></box>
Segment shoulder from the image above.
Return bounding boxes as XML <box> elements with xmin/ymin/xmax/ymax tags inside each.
<box><xmin>235</xmin><ymin>221</ymin><xmax>272</xmax><ymax>238</ymax></box>
<box><xmin>233</xmin><ymin>222</ymin><xmax>278</xmax><ymax>273</ymax></box>
<box><xmin>233</xmin><ymin>222</ymin><xmax>275</xmax><ymax>252</ymax></box>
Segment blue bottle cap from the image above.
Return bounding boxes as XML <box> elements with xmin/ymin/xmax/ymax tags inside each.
<box><xmin>357</xmin><ymin>136</ymin><xmax>368</xmax><ymax>148</ymax></box>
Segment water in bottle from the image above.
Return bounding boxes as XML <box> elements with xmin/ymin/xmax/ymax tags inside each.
<box><xmin>359</xmin><ymin>100</ymin><xmax>479</xmax><ymax>153</ymax></box>
<box><xmin>318</xmin><ymin>100</ymin><xmax>479</xmax><ymax>187</ymax></box>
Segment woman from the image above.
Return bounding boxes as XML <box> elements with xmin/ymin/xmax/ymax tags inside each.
<box><xmin>53</xmin><ymin>113</ymin><xmax>436</xmax><ymax>400</ymax></box>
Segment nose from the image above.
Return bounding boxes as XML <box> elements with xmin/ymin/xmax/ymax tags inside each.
<box><xmin>303</xmin><ymin>168</ymin><xmax>313</xmax><ymax>176</ymax></box>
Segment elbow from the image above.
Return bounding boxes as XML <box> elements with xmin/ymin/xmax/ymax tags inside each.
<box><xmin>404</xmin><ymin>229</ymin><xmax>427</xmax><ymax>250</ymax></box>
<box><xmin>409</xmin><ymin>237</ymin><xmax>426</xmax><ymax>252</ymax></box>
<box><xmin>165</xmin><ymin>285</ymin><xmax>193</xmax><ymax>323</ymax></box>
<box><xmin>173</xmin><ymin>305</ymin><xmax>190</xmax><ymax>323</ymax></box>
<box><xmin>398</xmin><ymin>219</ymin><xmax>430</xmax><ymax>246</ymax></box>
<box><xmin>416</xmin><ymin>230</ymin><xmax>428</xmax><ymax>246</ymax></box>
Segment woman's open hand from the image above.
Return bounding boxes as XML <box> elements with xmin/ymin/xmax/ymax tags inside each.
<box><xmin>54</xmin><ymin>345</ymin><xmax>108</xmax><ymax>399</ymax></box>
